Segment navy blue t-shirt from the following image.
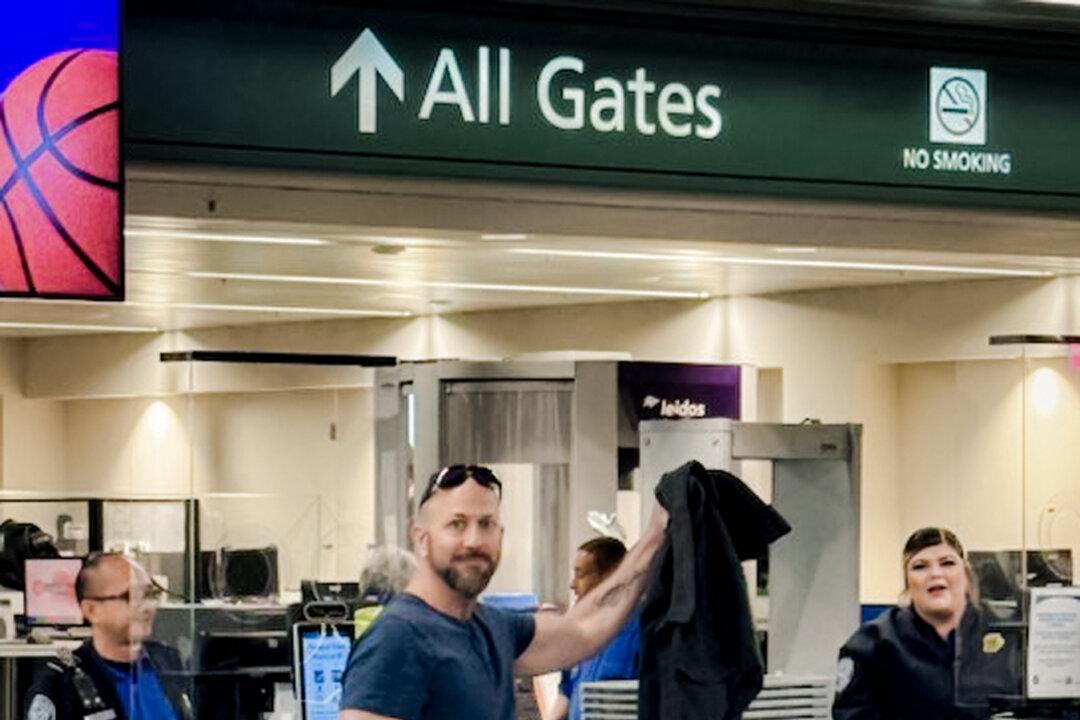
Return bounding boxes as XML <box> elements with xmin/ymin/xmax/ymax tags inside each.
<box><xmin>340</xmin><ymin>593</ymin><xmax>536</xmax><ymax>720</ymax></box>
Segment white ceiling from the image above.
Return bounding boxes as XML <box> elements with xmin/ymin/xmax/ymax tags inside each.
<box><xmin>1</xmin><ymin>167</ymin><xmax>1078</xmax><ymax>337</ymax></box>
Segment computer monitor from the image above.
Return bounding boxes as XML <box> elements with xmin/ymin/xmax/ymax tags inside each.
<box><xmin>301</xmin><ymin>580</ymin><xmax>362</xmax><ymax>605</ymax></box>
<box><xmin>24</xmin><ymin>557</ymin><xmax>84</xmax><ymax>626</ymax></box>
<box><xmin>292</xmin><ymin>622</ymin><xmax>354</xmax><ymax>720</ymax></box>
<box><xmin>222</xmin><ymin>546</ymin><xmax>278</xmax><ymax>598</ymax></box>
<box><xmin>199</xmin><ymin>546</ymin><xmax>279</xmax><ymax>600</ymax></box>
<box><xmin>970</xmin><ymin>549</ymin><xmax>1073</xmax><ymax>622</ymax></box>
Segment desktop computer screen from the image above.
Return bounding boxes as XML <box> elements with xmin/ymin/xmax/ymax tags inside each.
<box><xmin>301</xmin><ymin>580</ymin><xmax>362</xmax><ymax>605</ymax></box>
<box><xmin>293</xmin><ymin>622</ymin><xmax>354</xmax><ymax>720</ymax></box>
<box><xmin>199</xmin><ymin>546</ymin><xmax>279</xmax><ymax>600</ymax></box>
<box><xmin>24</xmin><ymin>557</ymin><xmax>84</xmax><ymax>626</ymax></box>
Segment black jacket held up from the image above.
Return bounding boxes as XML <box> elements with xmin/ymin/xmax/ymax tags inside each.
<box><xmin>640</xmin><ymin>461</ymin><xmax>787</xmax><ymax>720</ymax></box>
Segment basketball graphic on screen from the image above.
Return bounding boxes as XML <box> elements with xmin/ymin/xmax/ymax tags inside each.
<box><xmin>0</xmin><ymin>49</ymin><xmax>121</xmax><ymax>297</ymax></box>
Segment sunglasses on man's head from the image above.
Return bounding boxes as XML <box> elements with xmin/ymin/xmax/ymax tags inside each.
<box><xmin>419</xmin><ymin>465</ymin><xmax>502</xmax><ymax>507</ymax></box>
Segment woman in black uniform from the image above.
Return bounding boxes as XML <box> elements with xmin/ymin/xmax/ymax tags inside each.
<box><xmin>832</xmin><ymin>527</ymin><xmax>1019</xmax><ymax>720</ymax></box>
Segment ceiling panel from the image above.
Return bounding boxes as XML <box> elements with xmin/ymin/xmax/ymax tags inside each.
<box><xmin>2</xmin><ymin>162</ymin><xmax>1079</xmax><ymax>337</ymax></box>
<box><xmin>1</xmin><ymin>212</ymin><xmax>1076</xmax><ymax>336</ymax></box>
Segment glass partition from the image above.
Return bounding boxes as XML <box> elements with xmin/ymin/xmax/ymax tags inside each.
<box><xmin>951</xmin><ymin>337</ymin><xmax>1080</xmax><ymax>711</ymax></box>
<box><xmin>174</xmin><ymin>359</ymin><xmax>372</xmax><ymax>720</ymax></box>
<box><xmin>5</xmin><ymin>308</ymin><xmax>1080</xmax><ymax>720</ymax></box>
<box><xmin>0</xmin><ymin>357</ymin><xmax>378</xmax><ymax>720</ymax></box>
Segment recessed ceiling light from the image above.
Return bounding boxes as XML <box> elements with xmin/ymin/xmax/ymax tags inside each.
<box><xmin>185</xmin><ymin>271</ymin><xmax>710</xmax><ymax>300</ymax></box>
<box><xmin>506</xmin><ymin>248</ymin><xmax>1053</xmax><ymax>278</ymax></box>
<box><xmin>481</xmin><ymin>233</ymin><xmax>529</xmax><ymax>241</ymax></box>
<box><xmin>358</xmin><ymin>235</ymin><xmax>453</xmax><ymax>246</ymax></box>
<box><xmin>125</xmin><ymin>229</ymin><xmax>332</xmax><ymax>246</ymax></box>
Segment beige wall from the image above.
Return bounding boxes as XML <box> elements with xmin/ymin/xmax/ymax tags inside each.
<box><xmin>5</xmin><ymin>274</ymin><xmax>1079</xmax><ymax>599</ymax></box>
<box><xmin>0</xmin><ymin>339</ymin><xmax>65</xmax><ymax>490</ymax></box>
<box><xmin>897</xmin><ymin>361</ymin><xmax>1025</xmax><ymax>550</ymax></box>
<box><xmin>896</xmin><ymin>358</ymin><xmax>1080</xmax><ymax>597</ymax></box>
<box><xmin>2</xmin><ymin>384</ymin><xmax>374</xmax><ymax>587</ymax></box>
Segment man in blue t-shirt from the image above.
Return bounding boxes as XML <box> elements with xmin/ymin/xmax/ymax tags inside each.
<box><xmin>25</xmin><ymin>553</ymin><xmax>189</xmax><ymax>720</ymax></box>
<box><xmin>340</xmin><ymin>465</ymin><xmax>670</xmax><ymax>720</ymax></box>
<box><xmin>553</xmin><ymin>537</ymin><xmax>641</xmax><ymax>720</ymax></box>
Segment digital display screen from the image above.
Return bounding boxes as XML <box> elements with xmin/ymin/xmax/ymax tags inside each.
<box><xmin>297</xmin><ymin>626</ymin><xmax>353</xmax><ymax>720</ymax></box>
<box><xmin>0</xmin><ymin>1</ymin><xmax>122</xmax><ymax>299</ymax></box>
<box><xmin>25</xmin><ymin>557</ymin><xmax>84</xmax><ymax>626</ymax></box>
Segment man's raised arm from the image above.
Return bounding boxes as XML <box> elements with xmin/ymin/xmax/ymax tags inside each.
<box><xmin>514</xmin><ymin>506</ymin><xmax>669</xmax><ymax>676</ymax></box>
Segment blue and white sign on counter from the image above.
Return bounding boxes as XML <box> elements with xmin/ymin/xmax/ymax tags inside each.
<box><xmin>1027</xmin><ymin>587</ymin><xmax>1080</xmax><ymax>699</ymax></box>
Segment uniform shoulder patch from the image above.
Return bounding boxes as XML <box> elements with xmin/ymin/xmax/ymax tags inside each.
<box><xmin>835</xmin><ymin>657</ymin><xmax>855</xmax><ymax>693</ymax></box>
<box><xmin>28</xmin><ymin>694</ymin><xmax>56</xmax><ymax>720</ymax></box>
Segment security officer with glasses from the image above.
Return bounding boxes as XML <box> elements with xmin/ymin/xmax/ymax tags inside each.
<box><xmin>25</xmin><ymin>553</ymin><xmax>191</xmax><ymax>720</ymax></box>
<box><xmin>340</xmin><ymin>464</ymin><xmax>670</xmax><ymax>720</ymax></box>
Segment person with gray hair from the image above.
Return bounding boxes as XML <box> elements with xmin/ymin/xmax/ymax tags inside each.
<box><xmin>355</xmin><ymin>546</ymin><xmax>418</xmax><ymax>636</ymax></box>
<box><xmin>359</xmin><ymin>546</ymin><xmax>417</xmax><ymax>602</ymax></box>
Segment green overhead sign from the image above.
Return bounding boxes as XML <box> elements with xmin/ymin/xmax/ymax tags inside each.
<box><xmin>125</xmin><ymin>5</ymin><xmax>1080</xmax><ymax>204</ymax></box>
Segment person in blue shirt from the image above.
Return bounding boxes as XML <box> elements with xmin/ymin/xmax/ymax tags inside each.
<box><xmin>25</xmin><ymin>553</ymin><xmax>190</xmax><ymax>720</ymax></box>
<box><xmin>552</xmin><ymin>537</ymin><xmax>641</xmax><ymax>720</ymax></box>
<box><xmin>339</xmin><ymin>464</ymin><xmax>669</xmax><ymax>720</ymax></box>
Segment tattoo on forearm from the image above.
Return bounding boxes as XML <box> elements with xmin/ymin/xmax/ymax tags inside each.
<box><xmin>596</xmin><ymin>568</ymin><xmax>646</xmax><ymax>608</ymax></box>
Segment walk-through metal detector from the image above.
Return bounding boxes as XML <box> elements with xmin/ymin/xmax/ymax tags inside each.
<box><xmin>374</xmin><ymin>360</ymin><xmax>589</xmax><ymax>607</ymax></box>
<box><xmin>640</xmin><ymin>418</ymin><xmax>861</xmax><ymax>677</ymax></box>
<box><xmin>375</xmin><ymin>361</ymin><xmax>860</xmax><ymax>676</ymax></box>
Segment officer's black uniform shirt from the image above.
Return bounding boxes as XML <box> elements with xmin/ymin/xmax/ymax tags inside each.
<box><xmin>24</xmin><ymin>639</ymin><xmax>189</xmax><ymax>720</ymax></box>
<box><xmin>832</xmin><ymin>604</ymin><xmax>1020</xmax><ymax>720</ymax></box>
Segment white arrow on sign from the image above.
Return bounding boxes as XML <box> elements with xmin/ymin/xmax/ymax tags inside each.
<box><xmin>330</xmin><ymin>28</ymin><xmax>404</xmax><ymax>134</ymax></box>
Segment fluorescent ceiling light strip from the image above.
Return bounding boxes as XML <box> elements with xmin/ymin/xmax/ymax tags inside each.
<box><xmin>0</xmin><ymin>322</ymin><xmax>160</xmax><ymax>333</ymax></box>
<box><xmin>188</xmin><ymin>271</ymin><xmax>386</xmax><ymax>286</ymax></box>
<box><xmin>506</xmin><ymin>248</ymin><xmax>1053</xmax><ymax>278</ymax></box>
<box><xmin>421</xmin><ymin>280</ymin><xmax>708</xmax><ymax>299</ymax></box>
<box><xmin>124</xmin><ymin>300</ymin><xmax>411</xmax><ymax>317</ymax></box>
<box><xmin>187</xmin><ymin>271</ymin><xmax>709</xmax><ymax>300</ymax></box>
<box><xmin>125</xmin><ymin>229</ymin><xmax>332</xmax><ymax>246</ymax></box>
<box><xmin>772</xmin><ymin>246</ymin><xmax>819</xmax><ymax>254</ymax></box>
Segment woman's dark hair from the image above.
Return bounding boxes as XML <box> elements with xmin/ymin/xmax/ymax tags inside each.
<box><xmin>900</xmin><ymin>527</ymin><xmax>978</xmax><ymax>603</ymax></box>
<box><xmin>578</xmin><ymin>537</ymin><xmax>627</xmax><ymax>578</ymax></box>
<box><xmin>903</xmin><ymin>527</ymin><xmax>964</xmax><ymax>567</ymax></box>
